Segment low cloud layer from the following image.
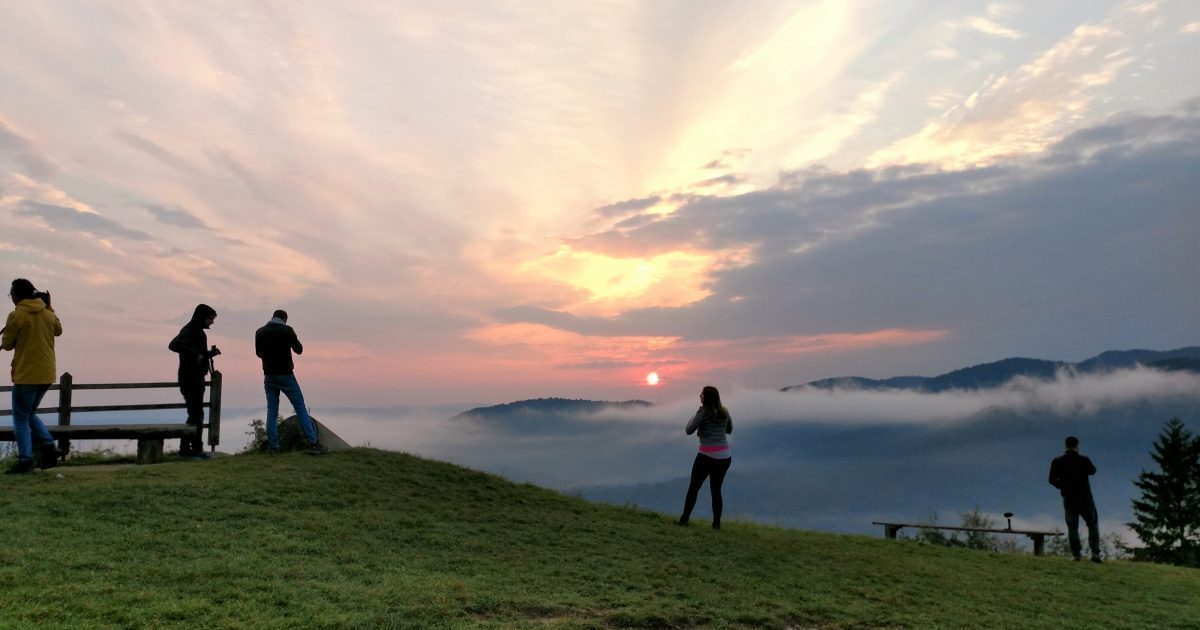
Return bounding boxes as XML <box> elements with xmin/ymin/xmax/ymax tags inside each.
<box><xmin>211</xmin><ymin>367</ymin><xmax>1200</xmax><ymax>490</ymax></box>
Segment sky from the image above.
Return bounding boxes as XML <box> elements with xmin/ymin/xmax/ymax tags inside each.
<box><xmin>1</xmin><ymin>0</ymin><xmax>1198</xmax><ymax>408</ymax></box>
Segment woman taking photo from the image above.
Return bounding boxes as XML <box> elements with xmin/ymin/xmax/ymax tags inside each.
<box><xmin>678</xmin><ymin>385</ymin><xmax>733</xmax><ymax>529</ymax></box>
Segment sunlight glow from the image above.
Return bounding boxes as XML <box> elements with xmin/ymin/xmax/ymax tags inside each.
<box><xmin>520</xmin><ymin>245</ymin><xmax>715</xmax><ymax>315</ymax></box>
<box><xmin>646</xmin><ymin>372</ymin><xmax>660</xmax><ymax>385</ymax></box>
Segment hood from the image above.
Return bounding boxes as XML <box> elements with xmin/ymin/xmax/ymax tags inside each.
<box><xmin>188</xmin><ymin>303</ymin><xmax>217</xmax><ymax>327</ymax></box>
<box><xmin>16</xmin><ymin>298</ymin><xmax>47</xmax><ymax>314</ymax></box>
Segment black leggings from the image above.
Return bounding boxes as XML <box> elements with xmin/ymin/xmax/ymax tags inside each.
<box><xmin>681</xmin><ymin>454</ymin><xmax>732</xmax><ymax>524</ymax></box>
<box><xmin>179</xmin><ymin>379</ymin><xmax>206</xmax><ymax>453</ymax></box>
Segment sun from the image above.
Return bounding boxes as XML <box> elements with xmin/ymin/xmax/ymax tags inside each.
<box><xmin>645</xmin><ymin>372</ymin><xmax>660</xmax><ymax>385</ymax></box>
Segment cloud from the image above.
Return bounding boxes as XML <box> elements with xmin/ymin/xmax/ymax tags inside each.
<box><xmin>961</xmin><ymin>16</ymin><xmax>1023</xmax><ymax>39</ymax></box>
<box><xmin>693</xmin><ymin>174</ymin><xmax>744</xmax><ymax>188</ymax></box>
<box><xmin>246</xmin><ymin>366</ymin><xmax>1200</xmax><ymax>495</ymax></box>
<box><xmin>16</xmin><ymin>200</ymin><xmax>152</xmax><ymax>241</ymax></box>
<box><xmin>0</xmin><ymin>115</ymin><xmax>56</xmax><ymax>177</ymax></box>
<box><xmin>146</xmin><ymin>204</ymin><xmax>212</xmax><ymax>230</ymax></box>
<box><xmin>114</xmin><ymin>130</ymin><xmax>195</xmax><ymax>173</ymax></box>
<box><xmin>492</xmin><ymin>105</ymin><xmax>1199</xmax><ymax>389</ymax></box>
<box><xmin>872</xmin><ymin>4</ymin><xmax>1162</xmax><ymax>169</ymax></box>
<box><xmin>593</xmin><ymin>195</ymin><xmax>662</xmax><ymax>218</ymax></box>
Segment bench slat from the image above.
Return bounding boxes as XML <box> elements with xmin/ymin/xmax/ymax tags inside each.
<box><xmin>0</xmin><ymin>424</ymin><xmax>202</xmax><ymax>439</ymax></box>
<box><xmin>872</xmin><ymin>521</ymin><xmax>1062</xmax><ymax>536</ymax></box>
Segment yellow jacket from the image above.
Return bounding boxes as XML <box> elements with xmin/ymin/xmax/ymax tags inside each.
<box><xmin>2</xmin><ymin>298</ymin><xmax>62</xmax><ymax>384</ymax></box>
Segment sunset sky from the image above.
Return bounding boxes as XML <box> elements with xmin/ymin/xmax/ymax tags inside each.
<box><xmin>1</xmin><ymin>0</ymin><xmax>1197</xmax><ymax>408</ymax></box>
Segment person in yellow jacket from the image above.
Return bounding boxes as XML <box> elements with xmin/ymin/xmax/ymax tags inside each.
<box><xmin>2</xmin><ymin>278</ymin><xmax>63</xmax><ymax>474</ymax></box>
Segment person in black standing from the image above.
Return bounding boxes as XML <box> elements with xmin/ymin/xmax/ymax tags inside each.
<box><xmin>1049</xmin><ymin>435</ymin><xmax>1102</xmax><ymax>562</ymax></box>
<box><xmin>255</xmin><ymin>309</ymin><xmax>326</xmax><ymax>455</ymax></box>
<box><xmin>169</xmin><ymin>304</ymin><xmax>220</xmax><ymax>459</ymax></box>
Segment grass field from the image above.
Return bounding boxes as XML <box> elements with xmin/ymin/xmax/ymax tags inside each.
<box><xmin>0</xmin><ymin>449</ymin><xmax>1196</xmax><ymax>629</ymax></box>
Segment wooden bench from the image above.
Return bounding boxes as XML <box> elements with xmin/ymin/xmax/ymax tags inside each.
<box><xmin>0</xmin><ymin>424</ymin><xmax>202</xmax><ymax>465</ymax></box>
<box><xmin>872</xmin><ymin>521</ymin><xmax>1063</xmax><ymax>556</ymax></box>
<box><xmin>0</xmin><ymin>371</ymin><xmax>222</xmax><ymax>465</ymax></box>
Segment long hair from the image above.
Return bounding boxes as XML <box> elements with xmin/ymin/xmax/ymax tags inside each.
<box><xmin>700</xmin><ymin>385</ymin><xmax>726</xmax><ymax>420</ymax></box>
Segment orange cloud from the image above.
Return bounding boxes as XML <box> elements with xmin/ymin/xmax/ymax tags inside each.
<box><xmin>518</xmin><ymin>246</ymin><xmax>718</xmax><ymax>316</ymax></box>
<box><xmin>465</xmin><ymin>323</ymin><xmax>950</xmax><ymax>378</ymax></box>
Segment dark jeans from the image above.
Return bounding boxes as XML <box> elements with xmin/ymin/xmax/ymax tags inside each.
<box><xmin>264</xmin><ymin>374</ymin><xmax>318</xmax><ymax>448</ymax></box>
<box><xmin>179</xmin><ymin>378</ymin><xmax>206</xmax><ymax>453</ymax></box>
<box><xmin>1064</xmin><ymin>496</ymin><xmax>1100</xmax><ymax>557</ymax></box>
<box><xmin>11</xmin><ymin>384</ymin><xmax>53</xmax><ymax>460</ymax></box>
<box><xmin>681</xmin><ymin>454</ymin><xmax>732</xmax><ymax>524</ymax></box>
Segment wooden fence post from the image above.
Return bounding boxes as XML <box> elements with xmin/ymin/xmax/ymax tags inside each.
<box><xmin>207</xmin><ymin>370</ymin><xmax>222</xmax><ymax>451</ymax></box>
<box><xmin>57</xmin><ymin>372</ymin><xmax>72</xmax><ymax>456</ymax></box>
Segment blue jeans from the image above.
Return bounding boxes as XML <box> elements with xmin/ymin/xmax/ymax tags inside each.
<box><xmin>1064</xmin><ymin>497</ymin><xmax>1101</xmax><ymax>557</ymax></box>
<box><xmin>11</xmin><ymin>384</ymin><xmax>54</xmax><ymax>460</ymax></box>
<box><xmin>264</xmin><ymin>374</ymin><xmax>317</xmax><ymax>448</ymax></box>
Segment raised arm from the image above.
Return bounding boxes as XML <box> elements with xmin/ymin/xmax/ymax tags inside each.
<box><xmin>0</xmin><ymin>312</ymin><xmax>17</xmax><ymax>350</ymax></box>
<box><xmin>685</xmin><ymin>408</ymin><xmax>703</xmax><ymax>435</ymax></box>
<box><xmin>290</xmin><ymin>328</ymin><xmax>303</xmax><ymax>355</ymax></box>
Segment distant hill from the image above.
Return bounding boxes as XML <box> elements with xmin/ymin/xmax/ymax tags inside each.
<box><xmin>782</xmin><ymin>346</ymin><xmax>1200</xmax><ymax>392</ymax></box>
<box><xmin>455</xmin><ymin>397</ymin><xmax>653</xmax><ymax>420</ymax></box>
<box><xmin>453</xmin><ymin>398</ymin><xmax>653</xmax><ymax>434</ymax></box>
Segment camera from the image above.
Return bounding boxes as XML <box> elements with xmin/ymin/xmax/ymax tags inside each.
<box><xmin>32</xmin><ymin>290</ymin><xmax>51</xmax><ymax>307</ymax></box>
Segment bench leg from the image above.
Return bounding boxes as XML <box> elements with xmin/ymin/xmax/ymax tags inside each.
<box><xmin>137</xmin><ymin>439</ymin><xmax>164</xmax><ymax>465</ymax></box>
<box><xmin>884</xmin><ymin>525</ymin><xmax>902</xmax><ymax>540</ymax></box>
<box><xmin>1030</xmin><ymin>534</ymin><xmax>1045</xmax><ymax>556</ymax></box>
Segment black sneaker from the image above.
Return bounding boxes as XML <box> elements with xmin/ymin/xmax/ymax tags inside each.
<box><xmin>5</xmin><ymin>458</ymin><xmax>35</xmax><ymax>475</ymax></box>
<box><xmin>712</xmin><ymin>522</ymin><xmax>721</xmax><ymax>530</ymax></box>
<box><xmin>306</xmin><ymin>442</ymin><xmax>329</xmax><ymax>455</ymax></box>
<box><xmin>191</xmin><ymin>451</ymin><xmax>212</xmax><ymax>461</ymax></box>
<box><xmin>266</xmin><ymin>447</ymin><xmax>280</xmax><ymax>455</ymax></box>
<box><xmin>39</xmin><ymin>443</ymin><xmax>61</xmax><ymax>469</ymax></box>
<box><xmin>1091</xmin><ymin>555</ymin><xmax>1103</xmax><ymax>564</ymax></box>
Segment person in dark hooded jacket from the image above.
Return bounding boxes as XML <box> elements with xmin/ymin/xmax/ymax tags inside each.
<box><xmin>169</xmin><ymin>304</ymin><xmax>220</xmax><ymax>458</ymax></box>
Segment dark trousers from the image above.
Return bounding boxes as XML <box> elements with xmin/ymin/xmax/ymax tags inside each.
<box><xmin>681</xmin><ymin>454</ymin><xmax>732</xmax><ymax>524</ymax></box>
<box><xmin>1064</xmin><ymin>496</ymin><xmax>1100</xmax><ymax>557</ymax></box>
<box><xmin>179</xmin><ymin>378</ymin><xmax>206</xmax><ymax>453</ymax></box>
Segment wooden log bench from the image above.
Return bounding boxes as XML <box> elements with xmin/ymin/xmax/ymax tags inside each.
<box><xmin>872</xmin><ymin>521</ymin><xmax>1063</xmax><ymax>556</ymax></box>
<box><xmin>0</xmin><ymin>424</ymin><xmax>201</xmax><ymax>465</ymax></box>
<box><xmin>0</xmin><ymin>372</ymin><xmax>221</xmax><ymax>465</ymax></box>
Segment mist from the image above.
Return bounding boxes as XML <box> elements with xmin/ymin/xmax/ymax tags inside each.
<box><xmin>212</xmin><ymin>366</ymin><xmax>1200</xmax><ymax>491</ymax></box>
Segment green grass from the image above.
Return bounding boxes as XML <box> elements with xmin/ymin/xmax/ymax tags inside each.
<box><xmin>0</xmin><ymin>449</ymin><xmax>1196</xmax><ymax>629</ymax></box>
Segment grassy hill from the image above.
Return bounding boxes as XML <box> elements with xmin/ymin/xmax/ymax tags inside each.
<box><xmin>0</xmin><ymin>450</ymin><xmax>1196</xmax><ymax>629</ymax></box>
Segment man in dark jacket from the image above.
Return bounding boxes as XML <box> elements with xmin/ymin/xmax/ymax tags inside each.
<box><xmin>255</xmin><ymin>310</ymin><xmax>326</xmax><ymax>454</ymax></box>
<box><xmin>1049</xmin><ymin>436</ymin><xmax>1101</xmax><ymax>562</ymax></box>
<box><xmin>169</xmin><ymin>304</ymin><xmax>220</xmax><ymax>459</ymax></box>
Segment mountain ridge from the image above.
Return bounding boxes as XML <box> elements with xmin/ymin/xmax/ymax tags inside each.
<box><xmin>782</xmin><ymin>346</ymin><xmax>1200</xmax><ymax>393</ymax></box>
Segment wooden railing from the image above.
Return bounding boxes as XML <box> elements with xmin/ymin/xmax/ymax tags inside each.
<box><xmin>0</xmin><ymin>371</ymin><xmax>222</xmax><ymax>450</ymax></box>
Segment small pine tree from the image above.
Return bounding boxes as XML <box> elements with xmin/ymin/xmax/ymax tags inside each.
<box><xmin>1129</xmin><ymin>417</ymin><xmax>1200</xmax><ymax>566</ymax></box>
